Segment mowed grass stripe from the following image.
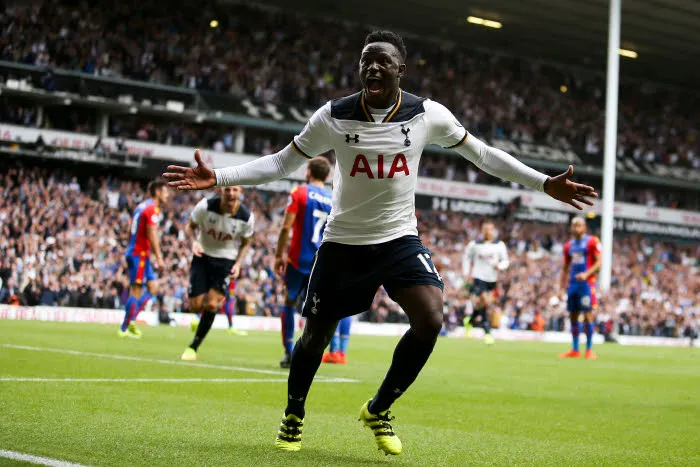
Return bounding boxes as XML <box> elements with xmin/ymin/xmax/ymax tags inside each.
<box><xmin>0</xmin><ymin>320</ymin><xmax>698</xmax><ymax>466</ymax></box>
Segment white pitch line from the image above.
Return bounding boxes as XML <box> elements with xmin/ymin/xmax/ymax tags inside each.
<box><xmin>0</xmin><ymin>377</ymin><xmax>289</xmax><ymax>383</ymax></box>
<box><xmin>0</xmin><ymin>449</ymin><xmax>88</xmax><ymax>467</ymax></box>
<box><xmin>1</xmin><ymin>344</ymin><xmax>359</xmax><ymax>383</ymax></box>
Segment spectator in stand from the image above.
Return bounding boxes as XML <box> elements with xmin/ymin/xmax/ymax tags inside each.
<box><xmin>0</xmin><ymin>159</ymin><xmax>697</xmax><ymax>338</ymax></box>
<box><xmin>1</xmin><ymin>0</ymin><xmax>699</xmax><ymax>172</ymax></box>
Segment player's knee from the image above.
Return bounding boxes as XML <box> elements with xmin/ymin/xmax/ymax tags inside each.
<box><xmin>299</xmin><ymin>320</ymin><xmax>336</xmax><ymax>353</ymax></box>
<box><xmin>189</xmin><ymin>296</ymin><xmax>203</xmax><ymax>312</ymax></box>
<box><xmin>205</xmin><ymin>297</ymin><xmax>222</xmax><ymax>312</ymax></box>
<box><xmin>412</xmin><ymin>307</ymin><xmax>443</xmax><ymax>341</ymax></box>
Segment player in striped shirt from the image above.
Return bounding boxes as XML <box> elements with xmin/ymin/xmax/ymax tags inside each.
<box><xmin>559</xmin><ymin>217</ymin><xmax>602</xmax><ymax>360</ymax></box>
<box><xmin>119</xmin><ymin>180</ymin><xmax>168</xmax><ymax>338</ymax></box>
<box><xmin>274</xmin><ymin>157</ymin><xmax>333</xmax><ymax>368</ymax></box>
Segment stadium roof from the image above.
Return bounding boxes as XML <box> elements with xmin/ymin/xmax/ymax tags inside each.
<box><xmin>252</xmin><ymin>0</ymin><xmax>700</xmax><ymax>88</ymax></box>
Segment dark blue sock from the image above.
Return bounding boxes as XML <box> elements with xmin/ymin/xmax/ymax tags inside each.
<box><xmin>285</xmin><ymin>339</ymin><xmax>324</xmax><ymax>419</ymax></box>
<box><xmin>121</xmin><ymin>296</ymin><xmax>137</xmax><ymax>331</ymax></box>
<box><xmin>129</xmin><ymin>291</ymin><xmax>151</xmax><ymax>324</ymax></box>
<box><xmin>369</xmin><ymin>328</ymin><xmax>437</xmax><ymax>414</ymax></box>
<box><xmin>585</xmin><ymin>322</ymin><xmax>594</xmax><ymax>350</ymax></box>
<box><xmin>281</xmin><ymin>305</ymin><xmax>295</xmax><ymax>354</ymax></box>
<box><xmin>329</xmin><ymin>330</ymin><xmax>340</xmax><ymax>353</ymax></box>
<box><xmin>136</xmin><ymin>291</ymin><xmax>152</xmax><ymax>312</ymax></box>
<box><xmin>572</xmin><ymin>322</ymin><xmax>581</xmax><ymax>352</ymax></box>
<box><xmin>339</xmin><ymin>317</ymin><xmax>351</xmax><ymax>354</ymax></box>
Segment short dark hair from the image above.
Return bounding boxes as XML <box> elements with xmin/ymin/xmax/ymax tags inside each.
<box><xmin>147</xmin><ymin>179</ymin><xmax>166</xmax><ymax>197</ymax></box>
<box><xmin>308</xmin><ymin>157</ymin><xmax>331</xmax><ymax>182</ymax></box>
<box><xmin>364</xmin><ymin>30</ymin><xmax>407</xmax><ymax>62</ymax></box>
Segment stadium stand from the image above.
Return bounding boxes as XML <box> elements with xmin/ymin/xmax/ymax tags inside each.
<box><xmin>0</xmin><ymin>159</ymin><xmax>697</xmax><ymax>339</ymax></box>
<box><xmin>0</xmin><ymin>0</ymin><xmax>697</xmax><ymax>340</ymax></box>
<box><xmin>1</xmin><ymin>1</ymin><xmax>699</xmax><ymax>210</ymax></box>
<box><xmin>0</xmin><ymin>0</ymin><xmax>698</xmax><ymax>169</ymax></box>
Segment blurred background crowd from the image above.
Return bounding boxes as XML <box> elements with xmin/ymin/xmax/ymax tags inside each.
<box><xmin>1</xmin><ymin>1</ymin><xmax>699</xmax><ymax>211</ymax></box>
<box><xmin>1</xmin><ymin>160</ymin><xmax>697</xmax><ymax>340</ymax></box>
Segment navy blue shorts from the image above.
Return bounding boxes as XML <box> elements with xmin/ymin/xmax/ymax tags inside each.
<box><xmin>301</xmin><ymin>235</ymin><xmax>444</xmax><ymax>320</ymax></box>
<box><xmin>285</xmin><ymin>263</ymin><xmax>310</xmax><ymax>303</ymax></box>
<box><xmin>471</xmin><ymin>278</ymin><xmax>497</xmax><ymax>296</ymax></box>
<box><xmin>189</xmin><ymin>254</ymin><xmax>235</xmax><ymax>298</ymax></box>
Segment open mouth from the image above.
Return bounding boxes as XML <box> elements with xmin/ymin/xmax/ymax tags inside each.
<box><xmin>366</xmin><ymin>76</ymin><xmax>383</xmax><ymax>94</ymax></box>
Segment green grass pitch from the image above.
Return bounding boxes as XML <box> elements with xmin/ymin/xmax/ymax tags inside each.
<box><xmin>0</xmin><ymin>320</ymin><xmax>698</xmax><ymax>466</ymax></box>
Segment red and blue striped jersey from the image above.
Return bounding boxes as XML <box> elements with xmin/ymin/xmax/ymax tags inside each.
<box><xmin>286</xmin><ymin>184</ymin><xmax>333</xmax><ymax>274</ymax></box>
<box><xmin>125</xmin><ymin>199</ymin><xmax>160</xmax><ymax>257</ymax></box>
<box><xmin>563</xmin><ymin>234</ymin><xmax>601</xmax><ymax>286</ymax></box>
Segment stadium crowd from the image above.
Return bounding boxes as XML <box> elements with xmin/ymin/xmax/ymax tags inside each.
<box><xmin>1</xmin><ymin>160</ymin><xmax>697</xmax><ymax>339</ymax></box>
<box><xmin>0</xmin><ymin>107</ymin><xmax>695</xmax><ymax>209</ymax></box>
<box><xmin>2</xmin><ymin>0</ymin><xmax>700</xmax><ymax>175</ymax></box>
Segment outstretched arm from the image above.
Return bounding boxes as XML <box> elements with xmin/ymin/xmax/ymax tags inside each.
<box><xmin>427</xmin><ymin>100</ymin><xmax>597</xmax><ymax>210</ymax></box>
<box><xmin>455</xmin><ymin>135</ymin><xmax>597</xmax><ymax>210</ymax></box>
<box><xmin>164</xmin><ymin>145</ymin><xmax>307</xmax><ymax>190</ymax></box>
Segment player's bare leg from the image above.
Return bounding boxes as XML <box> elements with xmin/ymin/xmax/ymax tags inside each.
<box><xmin>182</xmin><ymin>289</ymin><xmax>224</xmax><ymax>360</ymax></box>
<box><xmin>583</xmin><ymin>311</ymin><xmax>597</xmax><ymax>359</ymax></box>
<box><xmin>560</xmin><ymin>311</ymin><xmax>582</xmax><ymax>358</ymax></box>
<box><xmin>276</xmin><ymin>316</ymin><xmax>338</xmax><ymax>451</ymax></box>
<box><xmin>361</xmin><ymin>284</ymin><xmax>443</xmax><ymax>455</ymax></box>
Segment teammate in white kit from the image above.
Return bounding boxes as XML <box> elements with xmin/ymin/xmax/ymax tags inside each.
<box><xmin>463</xmin><ymin>221</ymin><xmax>509</xmax><ymax>344</ymax></box>
<box><xmin>180</xmin><ymin>185</ymin><xmax>254</xmax><ymax>361</ymax></box>
<box><xmin>164</xmin><ymin>30</ymin><xmax>597</xmax><ymax>455</ymax></box>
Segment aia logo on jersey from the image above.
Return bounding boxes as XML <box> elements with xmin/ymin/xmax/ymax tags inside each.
<box><xmin>206</xmin><ymin>229</ymin><xmax>234</xmax><ymax>242</ymax></box>
<box><xmin>350</xmin><ymin>154</ymin><xmax>409</xmax><ymax>179</ymax></box>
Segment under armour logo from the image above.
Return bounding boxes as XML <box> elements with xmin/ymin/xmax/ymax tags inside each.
<box><xmin>289</xmin><ymin>395</ymin><xmax>305</xmax><ymax>402</ymax></box>
<box><xmin>393</xmin><ymin>388</ymin><xmax>403</xmax><ymax>395</ymax></box>
<box><xmin>400</xmin><ymin>125</ymin><xmax>411</xmax><ymax>147</ymax></box>
<box><xmin>345</xmin><ymin>134</ymin><xmax>359</xmax><ymax>144</ymax></box>
<box><xmin>310</xmin><ymin>294</ymin><xmax>320</xmax><ymax>314</ymax></box>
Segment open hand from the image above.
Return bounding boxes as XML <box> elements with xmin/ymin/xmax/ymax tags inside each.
<box><xmin>544</xmin><ymin>166</ymin><xmax>598</xmax><ymax>210</ymax></box>
<box><xmin>163</xmin><ymin>149</ymin><xmax>216</xmax><ymax>191</ymax></box>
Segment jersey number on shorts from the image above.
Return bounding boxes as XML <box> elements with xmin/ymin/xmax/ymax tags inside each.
<box><xmin>417</xmin><ymin>253</ymin><xmax>443</xmax><ymax>282</ymax></box>
<box><xmin>311</xmin><ymin>209</ymin><xmax>329</xmax><ymax>244</ymax></box>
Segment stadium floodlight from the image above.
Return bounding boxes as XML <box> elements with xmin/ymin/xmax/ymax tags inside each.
<box><xmin>210</xmin><ymin>20</ymin><xmax>219</xmax><ymax>28</ymax></box>
<box><xmin>619</xmin><ymin>48</ymin><xmax>638</xmax><ymax>59</ymax></box>
<box><xmin>560</xmin><ymin>85</ymin><xmax>568</xmax><ymax>93</ymax></box>
<box><xmin>466</xmin><ymin>16</ymin><xmax>502</xmax><ymax>29</ymax></box>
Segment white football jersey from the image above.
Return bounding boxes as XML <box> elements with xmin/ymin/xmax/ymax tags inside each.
<box><xmin>190</xmin><ymin>197</ymin><xmax>254</xmax><ymax>260</ymax></box>
<box><xmin>463</xmin><ymin>240</ymin><xmax>509</xmax><ymax>283</ymax></box>
<box><xmin>292</xmin><ymin>90</ymin><xmax>468</xmax><ymax>245</ymax></box>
